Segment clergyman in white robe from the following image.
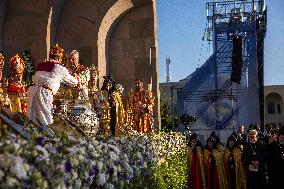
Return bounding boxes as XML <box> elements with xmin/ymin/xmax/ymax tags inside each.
<box><xmin>27</xmin><ymin>60</ymin><xmax>78</xmax><ymax>126</ymax></box>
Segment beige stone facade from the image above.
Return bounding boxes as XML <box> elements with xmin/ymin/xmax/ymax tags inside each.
<box><xmin>264</xmin><ymin>85</ymin><xmax>284</xmax><ymax>127</ymax></box>
<box><xmin>0</xmin><ymin>0</ymin><xmax>160</xmax><ymax>128</ymax></box>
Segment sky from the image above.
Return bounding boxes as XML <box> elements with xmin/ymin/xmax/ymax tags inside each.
<box><xmin>156</xmin><ymin>0</ymin><xmax>284</xmax><ymax>85</ymax></box>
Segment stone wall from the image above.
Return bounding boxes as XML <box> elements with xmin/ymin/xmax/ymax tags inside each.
<box><xmin>108</xmin><ymin>4</ymin><xmax>154</xmax><ymax>93</ymax></box>
<box><xmin>2</xmin><ymin>0</ymin><xmax>51</xmax><ymax>67</ymax></box>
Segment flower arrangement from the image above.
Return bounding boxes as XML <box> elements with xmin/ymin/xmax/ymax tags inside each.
<box><xmin>0</xmin><ymin>131</ymin><xmax>187</xmax><ymax>188</ymax></box>
<box><xmin>149</xmin><ymin>132</ymin><xmax>188</xmax><ymax>189</ymax></box>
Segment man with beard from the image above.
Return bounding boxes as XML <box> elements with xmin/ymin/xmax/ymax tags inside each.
<box><xmin>187</xmin><ymin>133</ymin><xmax>206</xmax><ymax>189</ymax></box>
<box><xmin>243</xmin><ymin>129</ymin><xmax>266</xmax><ymax>189</ymax></box>
<box><xmin>126</xmin><ymin>79</ymin><xmax>155</xmax><ymax>133</ymax></box>
<box><xmin>237</xmin><ymin>125</ymin><xmax>247</xmax><ymax>146</ymax></box>
<box><xmin>67</xmin><ymin>50</ymin><xmax>90</xmax><ymax>100</ymax></box>
<box><xmin>225</xmin><ymin>133</ymin><xmax>247</xmax><ymax>189</ymax></box>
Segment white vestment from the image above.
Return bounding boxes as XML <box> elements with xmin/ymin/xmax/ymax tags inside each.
<box><xmin>27</xmin><ymin>62</ymin><xmax>78</xmax><ymax>126</ymax></box>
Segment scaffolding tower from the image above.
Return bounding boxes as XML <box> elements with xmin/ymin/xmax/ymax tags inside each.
<box><xmin>177</xmin><ymin>0</ymin><xmax>267</xmax><ymax>143</ymax></box>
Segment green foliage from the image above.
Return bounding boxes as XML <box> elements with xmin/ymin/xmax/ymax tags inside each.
<box><xmin>151</xmin><ymin>152</ymin><xmax>187</xmax><ymax>189</ymax></box>
<box><xmin>160</xmin><ymin>99</ymin><xmax>173</xmax><ymax>131</ymax></box>
<box><xmin>126</xmin><ymin>132</ymin><xmax>188</xmax><ymax>189</ymax></box>
<box><xmin>160</xmin><ymin>99</ymin><xmax>179</xmax><ymax>131</ymax></box>
<box><xmin>22</xmin><ymin>50</ymin><xmax>35</xmax><ymax>87</ymax></box>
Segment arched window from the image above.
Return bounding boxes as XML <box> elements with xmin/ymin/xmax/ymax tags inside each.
<box><xmin>277</xmin><ymin>103</ymin><xmax>281</xmax><ymax>114</ymax></box>
<box><xmin>267</xmin><ymin>102</ymin><xmax>275</xmax><ymax>114</ymax></box>
<box><xmin>265</xmin><ymin>93</ymin><xmax>283</xmax><ymax>115</ymax></box>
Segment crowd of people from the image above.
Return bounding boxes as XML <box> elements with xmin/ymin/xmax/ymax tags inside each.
<box><xmin>187</xmin><ymin>125</ymin><xmax>284</xmax><ymax>189</ymax></box>
<box><xmin>0</xmin><ymin>43</ymin><xmax>155</xmax><ymax>137</ymax></box>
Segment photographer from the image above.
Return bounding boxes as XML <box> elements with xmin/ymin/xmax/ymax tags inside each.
<box><xmin>181</xmin><ymin>113</ymin><xmax>196</xmax><ymax>139</ymax></box>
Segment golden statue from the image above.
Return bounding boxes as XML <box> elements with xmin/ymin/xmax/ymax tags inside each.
<box><xmin>7</xmin><ymin>54</ymin><xmax>27</xmax><ymax>115</ymax></box>
<box><xmin>126</xmin><ymin>79</ymin><xmax>154</xmax><ymax>133</ymax></box>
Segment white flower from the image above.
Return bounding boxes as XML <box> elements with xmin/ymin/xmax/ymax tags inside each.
<box><xmin>10</xmin><ymin>156</ymin><xmax>27</xmax><ymax>179</ymax></box>
<box><xmin>5</xmin><ymin>139</ymin><xmax>11</xmax><ymax>145</ymax></box>
<box><xmin>125</xmin><ymin>164</ymin><xmax>133</xmax><ymax>178</ymax></box>
<box><xmin>20</xmin><ymin>140</ymin><xmax>28</xmax><ymax>145</ymax></box>
<box><xmin>108</xmin><ymin>144</ymin><xmax>120</xmax><ymax>154</ymax></box>
<box><xmin>136</xmin><ymin>152</ymin><xmax>142</xmax><ymax>159</ymax></box>
<box><xmin>35</xmin><ymin>145</ymin><xmax>49</xmax><ymax>159</ymax></box>
<box><xmin>117</xmin><ymin>165</ymin><xmax>121</xmax><ymax>173</ymax></box>
<box><xmin>53</xmin><ymin>137</ymin><xmax>60</xmax><ymax>143</ymax></box>
<box><xmin>0</xmin><ymin>169</ymin><xmax>4</xmax><ymax>181</ymax></box>
<box><xmin>70</xmin><ymin>158</ymin><xmax>79</xmax><ymax>167</ymax></box>
<box><xmin>88</xmin><ymin>143</ymin><xmax>94</xmax><ymax>149</ymax></box>
<box><xmin>95</xmin><ymin>145</ymin><xmax>101</xmax><ymax>153</ymax></box>
<box><xmin>6</xmin><ymin>177</ymin><xmax>19</xmax><ymax>187</ymax></box>
<box><xmin>78</xmin><ymin>148</ymin><xmax>85</xmax><ymax>155</ymax></box>
<box><xmin>69</xmin><ymin>146</ymin><xmax>79</xmax><ymax>155</ymax></box>
<box><xmin>72</xmin><ymin>170</ymin><xmax>78</xmax><ymax>179</ymax></box>
<box><xmin>106</xmin><ymin>183</ymin><xmax>115</xmax><ymax>189</ymax></box>
<box><xmin>96</xmin><ymin>173</ymin><xmax>106</xmax><ymax>186</ymax></box>
<box><xmin>0</xmin><ymin>155</ymin><xmax>10</xmax><ymax>169</ymax></box>
<box><xmin>10</xmin><ymin>142</ymin><xmax>20</xmax><ymax>152</ymax></box>
<box><xmin>122</xmin><ymin>154</ymin><xmax>128</xmax><ymax>161</ymax></box>
<box><xmin>57</xmin><ymin>161</ymin><xmax>66</xmax><ymax>173</ymax></box>
<box><xmin>68</xmin><ymin>135</ymin><xmax>76</xmax><ymax>142</ymax></box>
<box><xmin>109</xmin><ymin>151</ymin><xmax>117</xmax><ymax>161</ymax></box>
<box><xmin>105</xmin><ymin>173</ymin><xmax>110</xmax><ymax>181</ymax></box>
<box><xmin>97</xmin><ymin>160</ymin><xmax>103</xmax><ymax>172</ymax></box>
<box><xmin>23</xmin><ymin>163</ymin><xmax>30</xmax><ymax>172</ymax></box>
<box><xmin>92</xmin><ymin>150</ymin><xmax>100</xmax><ymax>158</ymax></box>
<box><xmin>79</xmin><ymin>138</ymin><xmax>87</xmax><ymax>145</ymax></box>
<box><xmin>78</xmin><ymin>154</ymin><xmax>84</xmax><ymax>161</ymax></box>
<box><xmin>74</xmin><ymin>179</ymin><xmax>82</xmax><ymax>188</ymax></box>
<box><xmin>92</xmin><ymin>140</ymin><xmax>99</xmax><ymax>146</ymax></box>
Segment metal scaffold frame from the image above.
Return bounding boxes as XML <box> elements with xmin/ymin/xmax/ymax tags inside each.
<box><xmin>177</xmin><ymin>0</ymin><xmax>267</xmax><ymax>142</ymax></box>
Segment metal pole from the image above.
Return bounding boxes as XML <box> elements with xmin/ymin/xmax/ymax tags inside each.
<box><xmin>231</xmin><ymin>87</ymin><xmax>235</xmax><ymax>131</ymax></box>
<box><xmin>171</xmin><ymin>85</ymin><xmax>174</xmax><ymax>130</ymax></box>
<box><xmin>212</xmin><ymin>3</ymin><xmax>220</xmax><ymax>129</ymax></box>
<box><xmin>149</xmin><ymin>47</ymin><xmax>152</xmax><ymax>88</ymax></box>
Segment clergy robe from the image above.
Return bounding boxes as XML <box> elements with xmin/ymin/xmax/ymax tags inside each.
<box><xmin>27</xmin><ymin>60</ymin><xmax>78</xmax><ymax>126</ymax></box>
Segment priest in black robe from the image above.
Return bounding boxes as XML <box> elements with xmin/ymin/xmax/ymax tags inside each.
<box><xmin>267</xmin><ymin>127</ymin><xmax>284</xmax><ymax>188</ymax></box>
<box><xmin>243</xmin><ymin>129</ymin><xmax>266</xmax><ymax>189</ymax></box>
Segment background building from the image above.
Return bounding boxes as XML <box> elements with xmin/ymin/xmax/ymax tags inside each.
<box><xmin>264</xmin><ymin>85</ymin><xmax>284</xmax><ymax>127</ymax></box>
<box><xmin>160</xmin><ymin>83</ymin><xmax>284</xmax><ymax>143</ymax></box>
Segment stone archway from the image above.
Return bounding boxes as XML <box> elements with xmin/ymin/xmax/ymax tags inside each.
<box><xmin>97</xmin><ymin>0</ymin><xmax>135</xmax><ymax>83</ymax></box>
<box><xmin>97</xmin><ymin>0</ymin><xmax>160</xmax><ymax>128</ymax></box>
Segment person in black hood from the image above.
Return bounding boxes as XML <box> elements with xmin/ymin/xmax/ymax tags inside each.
<box><xmin>267</xmin><ymin>126</ymin><xmax>284</xmax><ymax>188</ymax></box>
